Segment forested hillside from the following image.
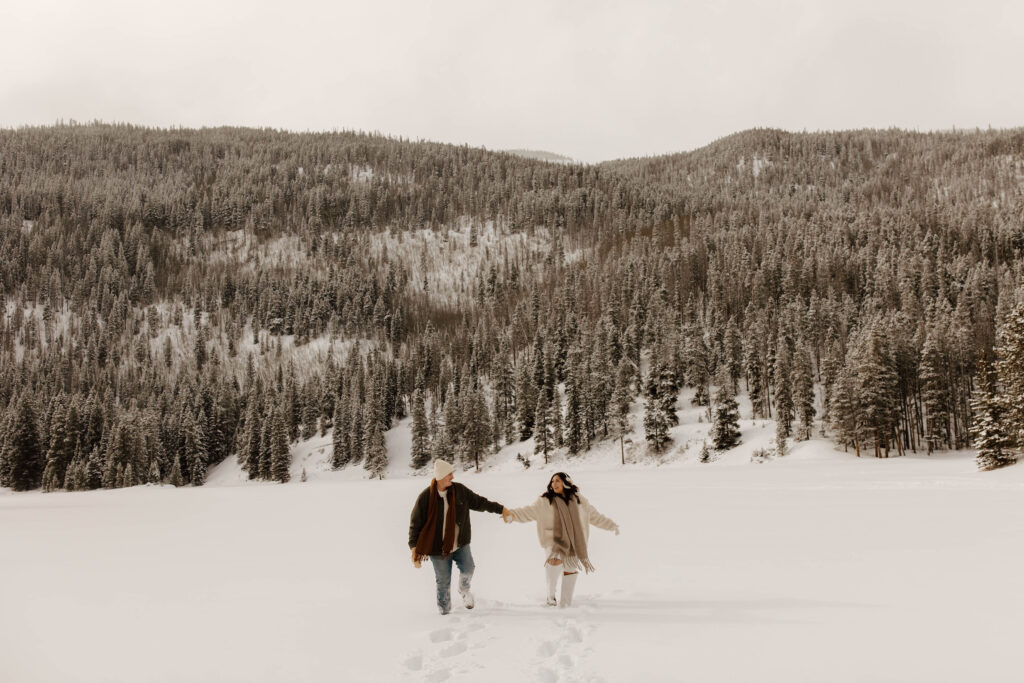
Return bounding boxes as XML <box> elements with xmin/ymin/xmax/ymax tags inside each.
<box><xmin>2</xmin><ymin>122</ymin><xmax>1023</xmax><ymax>492</ymax></box>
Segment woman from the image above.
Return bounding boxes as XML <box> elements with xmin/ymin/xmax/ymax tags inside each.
<box><xmin>503</xmin><ymin>472</ymin><xmax>619</xmax><ymax>607</ymax></box>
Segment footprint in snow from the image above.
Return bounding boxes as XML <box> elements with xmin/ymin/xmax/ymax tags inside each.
<box><xmin>538</xmin><ymin>667</ymin><xmax>559</xmax><ymax>683</ymax></box>
<box><xmin>403</xmin><ymin>653</ymin><xmax>423</xmax><ymax>671</ymax></box>
<box><xmin>429</xmin><ymin>628</ymin><xmax>453</xmax><ymax>643</ymax></box>
<box><xmin>440</xmin><ymin>641</ymin><xmax>468</xmax><ymax>657</ymax></box>
<box><xmin>537</xmin><ymin>640</ymin><xmax>558</xmax><ymax>658</ymax></box>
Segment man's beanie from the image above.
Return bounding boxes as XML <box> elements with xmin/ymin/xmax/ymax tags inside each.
<box><xmin>433</xmin><ymin>459</ymin><xmax>454</xmax><ymax>481</ymax></box>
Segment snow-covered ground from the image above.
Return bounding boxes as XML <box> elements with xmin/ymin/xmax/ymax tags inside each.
<box><xmin>3</xmin><ymin>434</ymin><xmax>1023</xmax><ymax>682</ymax></box>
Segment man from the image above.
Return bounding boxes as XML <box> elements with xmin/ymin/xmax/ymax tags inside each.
<box><xmin>408</xmin><ymin>459</ymin><xmax>508</xmax><ymax>615</ymax></box>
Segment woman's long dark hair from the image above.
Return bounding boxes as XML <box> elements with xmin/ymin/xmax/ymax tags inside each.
<box><xmin>542</xmin><ymin>472</ymin><xmax>580</xmax><ymax>503</ymax></box>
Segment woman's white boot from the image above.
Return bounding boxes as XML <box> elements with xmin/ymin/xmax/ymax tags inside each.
<box><xmin>545</xmin><ymin>563</ymin><xmax>561</xmax><ymax>606</ymax></box>
<box><xmin>560</xmin><ymin>572</ymin><xmax>578</xmax><ymax>608</ymax></box>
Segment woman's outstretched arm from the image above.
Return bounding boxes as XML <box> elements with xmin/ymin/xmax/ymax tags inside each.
<box><xmin>582</xmin><ymin>496</ymin><xmax>619</xmax><ymax>533</ymax></box>
<box><xmin>505</xmin><ymin>497</ymin><xmax>545</xmax><ymax>523</ymax></box>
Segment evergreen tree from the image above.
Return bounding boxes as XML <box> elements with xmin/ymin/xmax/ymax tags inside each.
<box><xmin>410</xmin><ymin>387</ymin><xmax>430</xmax><ymax>470</ymax></box>
<box><xmin>242</xmin><ymin>395</ymin><xmax>262</xmax><ymax>478</ymax></box>
<box><xmin>858</xmin><ymin>327</ymin><xmax>901</xmax><ymax>457</ymax></box>
<box><xmin>515</xmin><ymin>361</ymin><xmax>536</xmax><ymax>441</ymax></box>
<box><xmin>609</xmin><ymin>358</ymin><xmax>633</xmax><ymax>464</ymax></box>
<box><xmin>187</xmin><ymin>409</ymin><xmax>209</xmax><ymax>486</ymax></box>
<box><xmin>724</xmin><ymin>319</ymin><xmax>744</xmax><ymax>394</ymax></box>
<box><xmin>85</xmin><ymin>445</ymin><xmax>104</xmax><ymax>490</ymax></box>
<box><xmin>363</xmin><ymin>411</ymin><xmax>388</xmax><ymax>480</ymax></box>
<box><xmin>563</xmin><ymin>346</ymin><xmax>586</xmax><ymax>455</ymax></box>
<box><xmin>775</xmin><ymin>418</ymin><xmax>788</xmax><ymax>458</ymax></box>
<box><xmin>270</xmin><ymin>407</ymin><xmax>291</xmax><ymax>483</ymax></box>
<box><xmin>711</xmin><ymin>385</ymin><xmax>741</xmax><ymax>450</ymax></box>
<box><xmin>534</xmin><ymin>389</ymin><xmax>553</xmax><ymax>463</ymax></box>
<box><xmin>971</xmin><ymin>361</ymin><xmax>1016</xmax><ymax>471</ymax></box>
<box><xmin>831</xmin><ymin>357</ymin><xmax>865</xmax><ymax>456</ymax></box>
<box><xmin>169</xmin><ymin>456</ymin><xmax>183</xmax><ymax>487</ymax></box>
<box><xmin>8</xmin><ymin>397</ymin><xmax>43</xmax><ymax>491</ymax></box>
<box><xmin>920</xmin><ymin>329</ymin><xmax>951</xmax><ymax>453</ymax></box>
<box><xmin>792</xmin><ymin>343</ymin><xmax>816</xmax><ymax>441</ymax></box>
<box><xmin>331</xmin><ymin>392</ymin><xmax>350</xmax><ymax>469</ymax></box>
<box><xmin>773</xmin><ymin>339</ymin><xmax>794</xmax><ymax>439</ymax></box>
<box><xmin>462</xmin><ymin>387</ymin><xmax>490</xmax><ymax>471</ymax></box>
<box><xmin>686</xmin><ymin>331</ymin><xmax>710</xmax><ymax>407</ymax></box>
<box><xmin>643</xmin><ymin>361</ymin><xmax>671</xmax><ymax>452</ymax></box>
<box><xmin>430</xmin><ymin>414</ymin><xmax>454</xmax><ymax>465</ymax></box>
<box><xmin>995</xmin><ymin>301</ymin><xmax>1024</xmax><ymax>450</ymax></box>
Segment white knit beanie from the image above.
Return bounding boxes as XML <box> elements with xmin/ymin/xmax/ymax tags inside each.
<box><xmin>433</xmin><ymin>459</ymin><xmax>454</xmax><ymax>481</ymax></box>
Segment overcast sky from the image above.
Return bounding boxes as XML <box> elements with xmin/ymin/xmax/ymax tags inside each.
<box><xmin>3</xmin><ymin>0</ymin><xmax>1023</xmax><ymax>163</ymax></box>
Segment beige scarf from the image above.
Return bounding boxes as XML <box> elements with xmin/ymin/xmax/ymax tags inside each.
<box><xmin>550</xmin><ymin>495</ymin><xmax>594</xmax><ymax>573</ymax></box>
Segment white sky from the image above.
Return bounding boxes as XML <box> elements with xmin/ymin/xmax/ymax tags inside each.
<box><xmin>2</xmin><ymin>0</ymin><xmax>1023</xmax><ymax>163</ymax></box>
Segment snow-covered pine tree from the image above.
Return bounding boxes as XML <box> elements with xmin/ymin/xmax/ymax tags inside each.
<box><xmin>242</xmin><ymin>393</ymin><xmax>262</xmax><ymax>478</ymax></box>
<box><xmin>8</xmin><ymin>396</ymin><xmax>43</xmax><ymax>491</ymax></box>
<box><xmin>858</xmin><ymin>326</ymin><xmax>901</xmax><ymax>457</ymax></box>
<box><xmin>920</xmin><ymin>328</ymin><xmax>951</xmax><ymax>453</ymax></box>
<box><xmin>792</xmin><ymin>343</ymin><xmax>816</xmax><ymax>441</ymax></box>
<box><xmin>363</xmin><ymin>410</ymin><xmax>388</xmax><ymax>480</ymax></box>
<box><xmin>711</xmin><ymin>384</ymin><xmax>741</xmax><ymax>450</ymax></box>
<box><xmin>169</xmin><ymin>455</ymin><xmax>183</xmax><ymax>487</ymax></box>
<box><xmin>347</xmin><ymin>387</ymin><xmax>365</xmax><ymax>465</ymax></box>
<box><xmin>534</xmin><ymin>389</ymin><xmax>553</xmax><ymax>464</ymax></box>
<box><xmin>773</xmin><ymin>338</ymin><xmax>794</xmax><ymax>439</ymax></box>
<box><xmin>462</xmin><ymin>386</ymin><xmax>490</xmax><ymax>471</ymax></box>
<box><xmin>686</xmin><ymin>330</ymin><xmax>710</xmax><ymax>407</ymax></box>
<box><xmin>300</xmin><ymin>384</ymin><xmax>320</xmax><ymax>440</ymax></box>
<box><xmin>831</xmin><ymin>354</ymin><xmax>864</xmax><ymax>455</ymax></box>
<box><xmin>775</xmin><ymin>418</ymin><xmax>788</xmax><ymax>458</ymax></box>
<box><xmin>724</xmin><ymin>319</ymin><xmax>744</xmax><ymax>395</ymax></box>
<box><xmin>270</xmin><ymin>407</ymin><xmax>291</xmax><ymax>483</ymax></box>
<box><xmin>744</xmin><ymin>322</ymin><xmax>768</xmax><ymax>419</ymax></box>
<box><xmin>658</xmin><ymin>358</ymin><xmax>679</xmax><ymax>428</ymax></box>
<box><xmin>564</xmin><ymin>345</ymin><xmax>586</xmax><ymax>455</ymax></box>
<box><xmin>258</xmin><ymin>415</ymin><xmax>272</xmax><ymax>478</ymax></box>
<box><xmin>410</xmin><ymin>387</ymin><xmax>430</xmax><ymax>470</ymax></box>
<box><xmin>189</xmin><ymin>409</ymin><xmax>210</xmax><ymax>485</ymax></box>
<box><xmin>819</xmin><ymin>333</ymin><xmax>842</xmax><ymax>437</ymax></box>
<box><xmin>515</xmin><ymin>361</ymin><xmax>536</xmax><ymax>441</ymax></box>
<box><xmin>430</xmin><ymin>414</ymin><xmax>454</xmax><ymax>465</ymax></box>
<box><xmin>588</xmin><ymin>339</ymin><xmax>612</xmax><ymax>441</ymax></box>
<box><xmin>493</xmin><ymin>337</ymin><xmax>516</xmax><ymax>444</ymax></box>
<box><xmin>644</xmin><ymin>360</ymin><xmax>671</xmax><ymax>453</ymax></box>
<box><xmin>995</xmin><ymin>300</ymin><xmax>1024</xmax><ymax>450</ymax></box>
<box><xmin>41</xmin><ymin>396</ymin><xmax>72</xmax><ymax>491</ymax></box>
<box><xmin>971</xmin><ymin>360</ymin><xmax>1016</xmax><ymax>471</ymax></box>
<box><xmin>609</xmin><ymin>358</ymin><xmax>633</xmax><ymax>464</ymax></box>
<box><xmin>85</xmin><ymin>445</ymin><xmax>104</xmax><ymax>490</ymax></box>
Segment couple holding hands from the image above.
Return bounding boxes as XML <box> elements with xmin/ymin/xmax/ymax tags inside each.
<box><xmin>408</xmin><ymin>459</ymin><xmax>619</xmax><ymax>615</ymax></box>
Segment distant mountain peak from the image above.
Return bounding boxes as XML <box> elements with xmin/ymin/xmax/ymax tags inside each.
<box><xmin>503</xmin><ymin>149</ymin><xmax>575</xmax><ymax>164</ymax></box>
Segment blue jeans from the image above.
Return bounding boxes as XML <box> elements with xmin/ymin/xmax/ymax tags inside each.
<box><xmin>429</xmin><ymin>545</ymin><xmax>474</xmax><ymax>613</ymax></box>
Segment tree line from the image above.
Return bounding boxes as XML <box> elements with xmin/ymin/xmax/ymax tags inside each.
<box><xmin>2</xmin><ymin>123</ymin><xmax>1023</xmax><ymax>492</ymax></box>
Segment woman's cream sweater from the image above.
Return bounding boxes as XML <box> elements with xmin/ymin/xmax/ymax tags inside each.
<box><xmin>508</xmin><ymin>495</ymin><xmax>618</xmax><ymax>550</ymax></box>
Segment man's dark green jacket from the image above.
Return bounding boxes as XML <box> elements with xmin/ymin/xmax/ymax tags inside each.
<box><xmin>408</xmin><ymin>482</ymin><xmax>503</xmax><ymax>555</ymax></box>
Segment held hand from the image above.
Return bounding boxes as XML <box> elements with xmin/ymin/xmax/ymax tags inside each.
<box><xmin>501</xmin><ymin>507</ymin><xmax>513</xmax><ymax>523</ymax></box>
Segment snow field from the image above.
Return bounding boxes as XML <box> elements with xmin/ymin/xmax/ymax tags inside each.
<box><xmin>2</xmin><ymin>453</ymin><xmax>1023</xmax><ymax>683</ymax></box>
